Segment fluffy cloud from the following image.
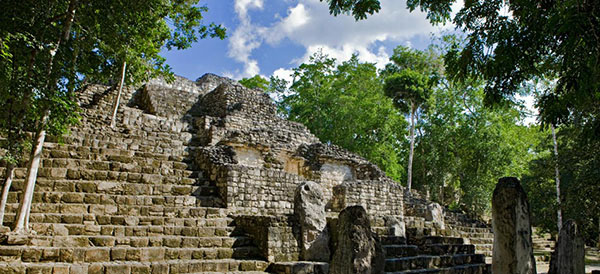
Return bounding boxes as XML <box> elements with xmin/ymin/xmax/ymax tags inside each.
<box><xmin>228</xmin><ymin>0</ymin><xmax>457</xmax><ymax>79</ymax></box>
<box><xmin>227</xmin><ymin>0</ymin><xmax>266</xmax><ymax>78</ymax></box>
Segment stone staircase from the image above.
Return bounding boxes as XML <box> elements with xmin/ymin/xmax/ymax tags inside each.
<box><xmin>0</xmin><ymin>82</ymin><xmax>270</xmax><ymax>273</ymax></box>
<box><xmin>532</xmin><ymin>227</ymin><xmax>555</xmax><ymax>263</ymax></box>
<box><xmin>382</xmin><ymin>234</ymin><xmax>490</xmax><ymax>274</ymax></box>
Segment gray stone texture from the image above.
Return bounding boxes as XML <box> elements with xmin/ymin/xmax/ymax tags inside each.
<box><xmin>492</xmin><ymin>177</ymin><xmax>537</xmax><ymax>274</ymax></box>
<box><xmin>330</xmin><ymin>206</ymin><xmax>384</xmax><ymax>274</ymax></box>
<box><xmin>425</xmin><ymin>202</ymin><xmax>445</xmax><ymax>230</ymax></box>
<box><xmin>384</xmin><ymin>215</ymin><xmax>405</xmax><ymax>238</ymax></box>
<box><xmin>294</xmin><ymin>181</ymin><xmax>330</xmax><ymax>262</ymax></box>
<box><xmin>548</xmin><ymin>219</ymin><xmax>585</xmax><ymax>274</ymax></box>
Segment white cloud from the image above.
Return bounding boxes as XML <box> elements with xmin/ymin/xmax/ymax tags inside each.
<box><xmin>228</xmin><ymin>0</ymin><xmax>459</xmax><ymax>79</ymax></box>
<box><xmin>272</xmin><ymin>68</ymin><xmax>294</xmax><ymax>84</ymax></box>
<box><xmin>265</xmin><ymin>0</ymin><xmax>448</xmax><ymax>67</ymax></box>
<box><xmin>227</xmin><ymin>0</ymin><xmax>266</xmax><ymax>79</ymax></box>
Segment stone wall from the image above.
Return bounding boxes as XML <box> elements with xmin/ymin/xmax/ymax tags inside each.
<box><xmin>332</xmin><ymin>180</ymin><xmax>404</xmax><ymax>218</ymax></box>
<box><xmin>234</xmin><ymin>215</ymin><xmax>300</xmax><ymax>262</ymax></box>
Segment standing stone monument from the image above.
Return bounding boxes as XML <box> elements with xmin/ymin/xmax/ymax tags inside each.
<box><xmin>330</xmin><ymin>206</ymin><xmax>384</xmax><ymax>274</ymax></box>
<box><xmin>492</xmin><ymin>177</ymin><xmax>537</xmax><ymax>274</ymax></box>
<box><xmin>294</xmin><ymin>181</ymin><xmax>330</xmax><ymax>262</ymax></box>
<box><xmin>425</xmin><ymin>202</ymin><xmax>445</xmax><ymax>230</ymax></box>
<box><xmin>548</xmin><ymin>219</ymin><xmax>585</xmax><ymax>274</ymax></box>
<box><xmin>384</xmin><ymin>215</ymin><xmax>406</xmax><ymax>238</ymax></box>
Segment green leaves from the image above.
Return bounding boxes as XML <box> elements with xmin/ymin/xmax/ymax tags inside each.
<box><xmin>0</xmin><ymin>0</ymin><xmax>226</xmax><ymax>164</ymax></box>
<box><xmin>274</xmin><ymin>53</ymin><xmax>407</xmax><ymax>180</ymax></box>
<box><xmin>320</xmin><ymin>0</ymin><xmax>381</xmax><ymax>20</ymax></box>
<box><xmin>239</xmin><ymin>75</ymin><xmax>269</xmax><ymax>91</ymax></box>
<box><xmin>384</xmin><ymin>70</ymin><xmax>429</xmax><ymax>112</ymax></box>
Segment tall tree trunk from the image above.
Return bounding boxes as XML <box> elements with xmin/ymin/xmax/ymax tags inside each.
<box><xmin>12</xmin><ymin>0</ymin><xmax>78</xmax><ymax>233</ymax></box>
<box><xmin>407</xmin><ymin>101</ymin><xmax>415</xmax><ymax>191</ymax></box>
<box><xmin>551</xmin><ymin>124</ymin><xmax>562</xmax><ymax>232</ymax></box>
<box><xmin>110</xmin><ymin>61</ymin><xmax>127</xmax><ymax>127</ymax></box>
<box><xmin>13</xmin><ymin>114</ymin><xmax>48</xmax><ymax>233</ymax></box>
<box><xmin>0</xmin><ymin>163</ymin><xmax>15</xmax><ymax>226</ymax></box>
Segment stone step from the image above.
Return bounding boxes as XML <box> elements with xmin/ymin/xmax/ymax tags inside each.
<box><xmin>0</xmin><ymin>258</ymin><xmax>270</xmax><ymax>273</ymax></box>
<box><xmin>9</xmin><ymin>167</ymin><xmax>203</xmax><ymax>185</ymax></box>
<box><xmin>532</xmin><ymin>240</ymin><xmax>554</xmax><ymax>248</ymax></box>
<box><xmin>269</xmin><ymin>261</ymin><xmax>329</xmax><ymax>274</ymax></box>
<box><xmin>3</xmin><ymin>200</ymin><xmax>226</xmax><ymax>221</ymax></box>
<box><xmin>56</xmin><ymin>130</ymin><xmax>200</xmax><ymax>151</ymax></box>
<box><xmin>3</xmin><ymin>212</ymin><xmax>231</xmax><ymax>228</ymax></box>
<box><xmin>7</xmin><ymin>182</ymin><xmax>217</xmax><ymax>201</ymax></box>
<box><xmin>418</xmin><ymin>244</ymin><xmax>476</xmax><ymax>256</ymax></box>
<box><xmin>384</xmin><ymin>245</ymin><xmax>419</xmax><ymax>258</ymax></box>
<box><xmin>473</xmin><ymin>244</ymin><xmax>492</xmax><ymax>252</ymax></box>
<box><xmin>385</xmin><ymin>263</ymin><xmax>491</xmax><ymax>274</ymax></box>
<box><xmin>19</xmin><ymin>234</ymin><xmax>254</xmax><ymax>249</ymax></box>
<box><xmin>0</xmin><ymin>245</ymin><xmax>262</xmax><ymax>263</ymax></box>
<box><xmin>16</xmin><ymin>223</ymin><xmax>235</xmax><ymax>238</ymax></box>
<box><xmin>385</xmin><ymin>254</ymin><xmax>485</xmax><ymax>272</ymax></box>
<box><xmin>42</xmin><ymin>143</ymin><xmax>194</xmax><ymax>162</ymax></box>
<box><xmin>410</xmin><ymin>236</ymin><xmax>464</xmax><ymax>246</ymax></box>
<box><xmin>453</xmin><ymin>231</ymin><xmax>493</xmax><ymax>239</ymax></box>
<box><xmin>446</xmin><ymin>225</ymin><xmax>490</xmax><ymax>234</ymax></box>
<box><xmin>380</xmin><ymin>236</ymin><xmax>407</xmax><ymax>246</ymax></box>
<box><xmin>467</xmin><ymin>238</ymin><xmax>493</xmax><ymax>245</ymax></box>
<box><xmin>36</xmin><ymin>155</ymin><xmax>198</xmax><ymax>177</ymax></box>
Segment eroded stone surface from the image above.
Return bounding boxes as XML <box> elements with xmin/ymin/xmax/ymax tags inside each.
<box><xmin>384</xmin><ymin>215</ymin><xmax>405</xmax><ymax>238</ymax></box>
<box><xmin>330</xmin><ymin>206</ymin><xmax>384</xmax><ymax>274</ymax></box>
<box><xmin>294</xmin><ymin>181</ymin><xmax>330</xmax><ymax>262</ymax></box>
<box><xmin>492</xmin><ymin>177</ymin><xmax>536</xmax><ymax>274</ymax></box>
<box><xmin>548</xmin><ymin>219</ymin><xmax>585</xmax><ymax>274</ymax></box>
<box><xmin>425</xmin><ymin>202</ymin><xmax>445</xmax><ymax>230</ymax></box>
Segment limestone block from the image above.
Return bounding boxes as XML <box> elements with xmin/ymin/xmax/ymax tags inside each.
<box><xmin>425</xmin><ymin>202</ymin><xmax>445</xmax><ymax>230</ymax></box>
<box><xmin>294</xmin><ymin>181</ymin><xmax>330</xmax><ymax>262</ymax></box>
<box><xmin>330</xmin><ymin>205</ymin><xmax>384</xmax><ymax>274</ymax></box>
<box><xmin>384</xmin><ymin>215</ymin><xmax>405</xmax><ymax>238</ymax></box>
<box><xmin>492</xmin><ymin>177</ymin><xmax>536</xmax><ymax>274</ymax></box>
<box><xmin>548</xmin><ymin>219</ymin><xmax>585</xmax><ymax>274</ymax></box>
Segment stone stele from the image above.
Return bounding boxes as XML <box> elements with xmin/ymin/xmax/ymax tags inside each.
<box><xmin>548</xmin><ymin>219</ymin><xmax>585</xmax><ymax>274</ymax></box>
<box><xmin>425</xmin><ymin>202</ymin><xmax>445</xmax><ymax>230</ymax></box>
<box><xmin>384</xmin><ymin>215</ymin><xmax>406</xmax><ymax>238</ymax></box>
<box><xmin>330</xmin><ymin>205</ymin><xmax>384</xmax><ymax>274</ymax></box>
<box><xmin>492</xmin><ymin>177</ymin><xmax>537</xmax><ymax>274</ymax></box>
<box><xmin>294</xmin><ymin>181</ymin><xmax>330</xmax><ymax>262</ymax></box>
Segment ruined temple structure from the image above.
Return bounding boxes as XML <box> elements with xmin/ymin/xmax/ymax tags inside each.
<box><xmin>0</xmin><ymin>74</ymin><xmax>493</xmax><ymax>273</ymax></box>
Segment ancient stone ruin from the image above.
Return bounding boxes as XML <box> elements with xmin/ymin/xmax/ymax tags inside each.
<box><xmin>492</xmin><ymin>177</ymin><xmax>536</xmax><ymax>274</ymax></box>
<box><xmin>548</xmin><ymin>219</ymin><xmax>585</xmax><ymax>274</ymax></box>
<box><xmin>0</xmin><ymin>74</ymin><xmax>494</xmax><ymax>273</ymax></box>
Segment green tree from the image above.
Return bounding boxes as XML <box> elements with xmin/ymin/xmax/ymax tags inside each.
<box><xmin>275</xmin><ymin>53</ymin><xmax>408</xmax><ymax>180</ymax></box>
<box><xmin>239</xmin><ymin>75</ymin><xmax>269</xmax><ymax>90</ymax></box>
<box><xmin>383</xmin><ymin>46</ymin><xmax>441</xmax><ymax>191</ymax></box>
<box><xmin>321</xmin><ymin>0</ymin><xmax>600</xmax><ymax>127</ymax></box>
<box><xmin>384</xmin><ymin>71</ymin><xmax>428</xmax><ymax>190</ymax></box>
<box><xmin>0</xmin><ymin>0</ymin><xmax>225</xmax><ymax>232</ymax></box>
<box><xmin>415</xmin><ymin>79</ymin><xmax>538</xmax><ymax>215</ymax></box>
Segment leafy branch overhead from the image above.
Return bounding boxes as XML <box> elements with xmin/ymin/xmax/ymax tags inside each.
<box><xmin>321</xmin><ymin>0</ymin><xmax>600</xmax><ymax>129</ymax></box>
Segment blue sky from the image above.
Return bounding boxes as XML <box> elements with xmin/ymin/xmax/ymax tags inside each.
<box><xmin>160</xmin><ymin>0</ymin><xmax>459</xmax><ymax>82</ymax></box>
